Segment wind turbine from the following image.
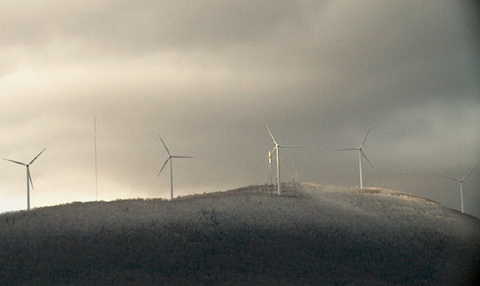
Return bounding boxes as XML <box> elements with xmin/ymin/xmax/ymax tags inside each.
<box><xmin>266</xmin><ymin>125</ymin><xmax>300</xmax><ymax>195</ymax></box>
<box><xmin>338</xmin><ymin>129</ymin><xmax>373</xmax><ymax>188</ymax></box>
<box><xmin>4</xmin><ymin>148</ymin><xmax>46</xmax><ymax>211</ymax></box>
<box><xmin>440</xmin><ymin>165</ymin><xmax>477</xmax><ymax>213</ymax></box>
<box><xmin>157</xmin><ymin>136</ymin><xmax>194</xmax><ymax>200</ymax></box>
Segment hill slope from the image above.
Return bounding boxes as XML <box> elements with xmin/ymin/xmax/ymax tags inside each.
<box><xmin>1</xmin><ymin>183</ymin><xmax>479</xmax><ymax>285</ymax></box>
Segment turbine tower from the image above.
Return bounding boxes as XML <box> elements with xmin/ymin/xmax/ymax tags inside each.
<box><xmin>266</xmin><ymin>125</ymin><xmax>300</xmax><ymax>195</ymax></box>
<box><xmin>338</xmin><ymin>129</ymin><xmax>373</xmax><ymax>188</ymax></box>
<box><xmin>157</xmin><ymin>136</ymin><xmax>194</xmax><ymax>200</ymax></box>
<box><xmin>268</xmin><ymin>151</ymin><xmax>273</xmax><ymax>185</ymax></box>
<box><xmin>440</xmin><ymin>165</ymin><xmax>477</xmax><ymax>213</ymax></box>
<box><xmin>4</xmin><ymin>148</ymin><xmax>46</xmax><ymax>211</ymax></box>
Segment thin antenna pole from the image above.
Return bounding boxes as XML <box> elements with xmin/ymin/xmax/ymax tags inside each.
<box><xmin>94</xmin><ymin>115</ymin><xmax>98</xmax><ymax>201</ymax></box>
<box><xmin>295</xmin><ymin>160</ymin><xmax>298</xmax><ymax>182</ymax></box>
<box><xmin>292</xmin><ymin>157</ymin><xmax>298</xmax><ymax>183</ymax></box>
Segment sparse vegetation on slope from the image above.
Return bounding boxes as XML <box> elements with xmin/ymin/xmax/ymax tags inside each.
<box><xmin>1</xmin><ymin>183</ymin><xmax>479</xmax><ymax>285</ymax></box>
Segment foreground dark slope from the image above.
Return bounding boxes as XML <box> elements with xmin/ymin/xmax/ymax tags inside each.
<box><xmin>1</xmin><ymin>183</ymin><xmax>479</xmax><ymax>285</ymax></box>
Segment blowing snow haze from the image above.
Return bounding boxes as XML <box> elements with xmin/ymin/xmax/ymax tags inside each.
<box><xmin>1</xmin><ymin>1</ymin><xmax>479</xmax><ymax>216</ymax></box>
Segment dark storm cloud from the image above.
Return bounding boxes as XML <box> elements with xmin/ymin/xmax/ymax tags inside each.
<box><xmin>1</xmin><ymin>1</ymin><xmax>479</xmax><ymax>216</ymax></box>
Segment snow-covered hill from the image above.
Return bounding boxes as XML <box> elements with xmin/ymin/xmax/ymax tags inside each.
<box><xmin>1</xmin><ymin>183</ymin><xmax>479</xmax><ymax>285</ymax></box>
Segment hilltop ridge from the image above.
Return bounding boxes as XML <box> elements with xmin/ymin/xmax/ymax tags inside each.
<box><xmin>1</xmin><ymin>183</ymin><xmax>479</xmax><ymax>285</ymax></box>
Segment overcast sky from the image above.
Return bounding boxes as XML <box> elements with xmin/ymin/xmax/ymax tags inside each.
<box><xmin>1</xmin><ymin>1</ymin><xmax>479</xmax><ymax>216</ymax></box>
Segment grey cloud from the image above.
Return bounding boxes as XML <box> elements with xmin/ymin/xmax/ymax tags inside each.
<box><xmin>0</xmin><ymin>1</ymin><xmax>479</xmax><ymax>217</ymax></box>
<box><xmin>2</xmin><ymin>1</ymin><xmax>310</xmax><ymax>56</ymax></box>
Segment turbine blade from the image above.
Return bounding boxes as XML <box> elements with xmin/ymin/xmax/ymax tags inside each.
<box><xmin>4</xmin><ymin>159</ymin><xmax>27</xmax><ymax>166</ymax></box>
<box><xmin>278</xmin><ymin>145</ymin><xmax>301</xmax><ymax>149</ymax></box>
<box><xmin>172</xmin><ymin>156</ymin><xmax>194</xmax><ymax>159</ymax></box>
<box><xmin>266</xmin><ymin>124</ymin><xmax>278</xmax><ymax>145</ymax></box>
<box><xmin>338</xmin><ymin>148</ymin><xmax>358</xmax><ymax>151</ymax></box>
<box><xmin>271</xmin><ymin>147</ymin><xmax>278</xmax><ymax>156</ymax></box>
<box><xmin>461</xmin><ymin>165</ymin><xmax>478</xmax><ymax>182</ymax></box>
<box><xmin>361</xmin><ymin>129</ymin><xmax>371</xmax><ymax>148</ymax></box>
<box><xmin>157</xmin><ymin>158</ymin><xmax>170</xmax><ymax>177</ymax></box>
<box><xmin>361</xmin><ymin>150</ymin><xmax>373</xmax><ymax>168</ymax></box>
<box><xmin>29</xmin><ymin>148</ymin><xmax>46</xmax><ymax>165</ymax></box>
<box><xmin>28</xmin><ymin>167</ymin><xmax>34</xmax><ymax>190</ymax></box>
<box><xmin>158</xmin><ymin>135</ymin><xmax>171</xmax><ymax>156</ymax></box>
<box><xmin>440</xmin><ymin>175</ymin><xmax>460</xmax><ymax>182</ymax></box>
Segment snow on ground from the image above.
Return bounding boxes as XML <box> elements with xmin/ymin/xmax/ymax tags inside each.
<box><xmin>2</xmin><ymin>182</ymin><xmax>478</xmax><ymax>242</ymax></box>
<box><xmin>1</xmin><ymin>183</ymin><xmax>479</xmax><ymax>285</ymax></box>
<box><xmin>297</xmin><ymin>183</ymin><xmax>480</xmax><ymax>240</ymax></box>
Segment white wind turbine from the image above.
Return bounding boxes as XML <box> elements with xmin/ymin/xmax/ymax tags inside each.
<box><xmin>440</xmin><ymin>165</ymin><xmax>477</xmax><ymax>213</ymax></box>
<box><xmin>338</xmin><ymin>129</ymin><xmax>373</xmax><ymax>188</ymax></box>
<box><xmin>157</xmin><ymin>136</ymin><xmax>194</xmax><ymax>200</ymax></box>
<box><xmin>266</xmin><ymin>125</ymin><xmax>300</xmax><ymax>195</ymax></box>
<box><xmin>4</xmin><ymin>148</ymin><xmax>46</xmax><ymax>211</ymax></box>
